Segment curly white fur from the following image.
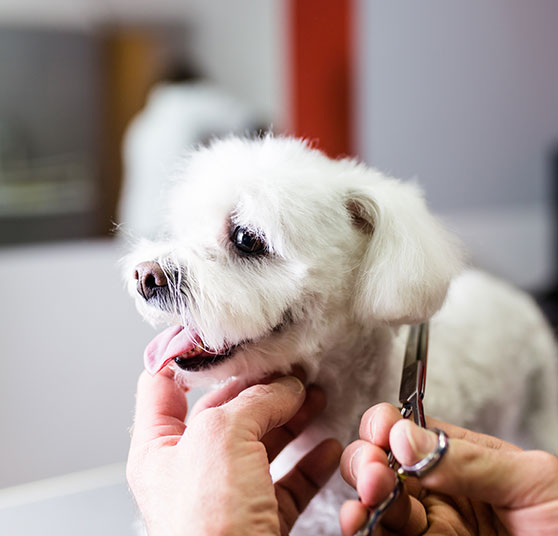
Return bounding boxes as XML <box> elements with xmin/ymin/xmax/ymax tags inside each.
<box><xmin>124</xmin><ymin>136</ymin><xmax>558</xmax><ymax>535</ymax></box>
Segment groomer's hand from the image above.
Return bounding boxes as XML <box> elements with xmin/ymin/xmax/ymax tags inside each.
<box><xmin>127</xmin><ymin>369</ymin><xmax>341</xmax><ymax>536</ymax></box>
<box><xmin>340</xmin><ymin>403</ymin><xmax>558</xmax><ymax>535</ymax></box>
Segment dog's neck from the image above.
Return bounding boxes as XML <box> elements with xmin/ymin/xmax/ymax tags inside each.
<box><xmin>303</xmin><ymin>322</ymin><xmax>406</xmax><ymax>445</ymax></box>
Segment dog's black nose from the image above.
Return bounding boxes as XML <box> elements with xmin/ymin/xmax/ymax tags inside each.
<box><xmin>134</xmin><ymin>261</ymin><xmax>168</xmax><ymax>301</ymax></box>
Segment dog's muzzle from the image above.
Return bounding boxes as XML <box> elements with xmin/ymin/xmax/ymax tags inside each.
<box><xmin>134</xmin><ymin>261</ymin><xmax>168</xmax><ymax>301</ymax></box>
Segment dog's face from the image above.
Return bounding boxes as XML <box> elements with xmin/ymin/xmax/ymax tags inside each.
<box><xmin>125</xmin><ymin>137</ymin><xmax>462</xmax><ymax>385</ymax></box>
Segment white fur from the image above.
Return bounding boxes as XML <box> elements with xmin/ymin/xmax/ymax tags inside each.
<box><xmin>124</xmin><ymin>136</ymin><xmax>558</xmax><ymax>535</ymax></box>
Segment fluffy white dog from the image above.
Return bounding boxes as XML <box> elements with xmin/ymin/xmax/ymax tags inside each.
<box><xmin>125</xmin><ymin>136</ymin><xmax>558</xmax><ymax>534</ymax></box>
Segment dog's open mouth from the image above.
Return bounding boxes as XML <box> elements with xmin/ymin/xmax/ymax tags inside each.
<box><xmin>144</xmin><ymin>325</ymin><xmax>236</xmax><ymax>375</ymax></box>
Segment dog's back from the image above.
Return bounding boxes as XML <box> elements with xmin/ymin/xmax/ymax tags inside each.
<box><xmin>426</xmin><ymin>269</ymin><xmax>558</xmax><ymax>453</ymax></box>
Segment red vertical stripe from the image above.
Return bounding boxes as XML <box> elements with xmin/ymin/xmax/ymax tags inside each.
<box><xmin>289</xmin><ymin>0</ymin><xmax>353</xmax><ymax>157</ymax></box>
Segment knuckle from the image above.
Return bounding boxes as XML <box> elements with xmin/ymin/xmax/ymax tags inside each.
<box><xmin>462</xmin><ymin>428</ymin><xmax>505</xmax><ymax>450</ymax></box>
<box><xmin>201</xmin><ymin>404</ymin><xmax>225</xmax><ymax>421</ymax></box>
<box><xmin>242</xmin><ymin>383</ymin><xmax>275</xmax><ymax>400</ymax></box>
<box><xmin>193</xmin><ymin>405</ymin><xmax>228</xmax><ymax>432</ymax></box>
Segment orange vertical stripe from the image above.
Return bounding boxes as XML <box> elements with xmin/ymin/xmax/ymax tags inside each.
<box><xmin>289</xmin><ymin>0</ymin><xmax>353</xmax><ymax>158</ymax></box>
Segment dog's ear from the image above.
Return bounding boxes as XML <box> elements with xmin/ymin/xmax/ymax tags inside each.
<box><xmin>345</xmin><ymin>177</ymin><xmax>463</xmax><ymax>325</ymax></box>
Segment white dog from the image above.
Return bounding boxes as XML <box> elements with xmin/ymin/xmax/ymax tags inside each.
<box><xmin>125</xmin><ymin>136</ymin><xmax>558</xmax><ymax>534</ymax></box>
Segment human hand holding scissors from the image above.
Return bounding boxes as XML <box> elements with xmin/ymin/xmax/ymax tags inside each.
<box><xmin>351</xmin><ymin>323</ymin><xmax>447</xmax><ymax>535</ymax></box>
<box><xmin>341</xmin><ymin>356</ymin><xmax>558</xmax><ymax>536</ymax></box>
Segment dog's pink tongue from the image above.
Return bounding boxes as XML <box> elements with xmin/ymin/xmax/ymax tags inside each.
<box><xmin>144</xmin><ymin>326</ymin><xmax>196</xmax><ymax>375</ymax></box>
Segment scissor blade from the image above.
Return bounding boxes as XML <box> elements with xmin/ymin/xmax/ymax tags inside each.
<box><xmin>399</xmin><ymin>325</ymin><xmax>421</xmax><ymax>404</ymax></box>
<box><xmin>399</xmin><ymin>323</ymin><xmax>429</xmax><ymax>405</ymax></box>
<box><xmin>416</xmin><ymin>322</ymin><xmax>429</xmax><ymax>394</ymax></box>
<box><xmin>403</xmin><ymin>325</ymin><xmax>421</xmax><ymax>369</ymax></box>
<box><xmin>399</xmin><ymin>363</ymin><xmax>419</xmax><ymax>406</ymax></box>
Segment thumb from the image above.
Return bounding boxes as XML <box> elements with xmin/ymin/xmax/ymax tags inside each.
<box><xmin>220</xmin><ymin>376</ymin><xmax>307</xmax><ymax>441</ymax></box>
<box><xmin>390</xmin><ymin>419</ymin><xmax>558</xmax><ymax>510</ymax></box>
<box><xmin>130</xmin><ymin>370</ymin><xmax>189</xmax><ymax>447</ymax></box>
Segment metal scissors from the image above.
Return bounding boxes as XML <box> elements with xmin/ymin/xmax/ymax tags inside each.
<box><xmin>397</xmin><ymin>322</ymin><xmax>429</xmax><ymax>426</ymax></box>
<box><xmin>354</xmin><ymin>322</ymin><xmax>429</xmax><ymax>536</ymax></box>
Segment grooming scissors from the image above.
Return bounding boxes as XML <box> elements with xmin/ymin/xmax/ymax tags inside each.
<box><xmin>354</xmin><ymin>322</ymin><xmax>430</xmax><ymax>536</ymax></box>
<box><xmin>397</xmin><ymin>322</ymin><xmax>429</xmax><ymax>426</ymax></box>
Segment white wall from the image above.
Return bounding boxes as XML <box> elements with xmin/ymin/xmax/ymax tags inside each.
<box><xmin>0</xmin><ymin>240</ymin><xmax>154</xmax><ymax>487</ymax></box>
<box><xmin>357</xmin><ymin>1</ymin><xmax>558</xmax><ymax>289</ymax></box>
<box><xmin>187</xmin><ymin>0</ymin><xmax>287</xmax><ymax>124</ymax></box>
<box><xmin>357</xmin><ymin>0</ymin><xmax>558</xmax><ymax>211</ymax></box>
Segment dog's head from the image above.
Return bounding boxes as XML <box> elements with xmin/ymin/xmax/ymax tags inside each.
<box><xmin>124</xmin><ymin>136</ymin><xmax>462</xmax><ymax>385</ymax></box>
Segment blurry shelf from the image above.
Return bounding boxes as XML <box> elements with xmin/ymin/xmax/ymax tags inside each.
<box><xmin>0</xmin><ymin>155</ymin><xmax>95</xmax><ymax>217</ymax></box>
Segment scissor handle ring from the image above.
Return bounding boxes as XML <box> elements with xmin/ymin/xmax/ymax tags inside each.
<box><xmin>397</xmin><ymin>428</ymin><xmax>449</xmax><ymax>478</ymax></box>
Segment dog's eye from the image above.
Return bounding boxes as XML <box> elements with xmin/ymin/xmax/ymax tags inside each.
<box><xmin>232</xmin><ymin>226</ymin><xmax>267</xmax><ymax>255</ymax></box>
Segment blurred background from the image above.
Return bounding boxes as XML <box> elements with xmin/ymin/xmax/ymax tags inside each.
<box><xmin>0</xmin><ymin>1</ymin><xmax>556</xmax><ymax>534</ymax></box>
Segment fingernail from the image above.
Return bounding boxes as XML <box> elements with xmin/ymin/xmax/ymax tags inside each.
<box><xmin>289</xmin><ymin>364</ymin><xmax>308</xmax><ymax>385</ymax></box>
<box><xmin>349</xmin><ymin>447</ymin><xmax>362</xmax><ymax>481</ymax></box>
<box><xmin>276</xmin><ymin>375</ymin><xmax>305</xmax><ymax>394</ymax></box>
<box><xmin>406</xmin><ymin>424</ymin><xmax>438</xmax><ymax>460</ymax></box>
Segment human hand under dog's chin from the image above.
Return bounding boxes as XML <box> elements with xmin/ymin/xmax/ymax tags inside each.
<box><xmin>340</xmin><ymin>403</ymin><xmax>558</xmax><ymax>536</ymax></box>
<box><xmin>127</xmin><ymin>367</ymin><xmax>342</xmax><ymax>536</ymax></box>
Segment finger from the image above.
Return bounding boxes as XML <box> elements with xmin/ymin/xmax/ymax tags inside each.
<box><xmin>262</xmin><ymin>385</ymin><xmax>327</xmax><ymax>462</ymax></box>
<box><xmin>354</xmin><ymin>461</ymin><xmax>427</xmax><ymax>534</ymax></box>
<box><xmin>189</xmin><ymin>377</ymin><xmax>247</xmax><ymax>419</ymax></box>
<box><xmin>130</xmin><ymin>370</ymin><xmax>189</xmax><ymax>448</ymax></box>
<box><xmin>340</xmin><ymin>439</ymin><xmax>389</xmax><ymax>488</ymax></box>
<box><xmin>340</xmin><ymin>496</ymin><xmax>426</xmax><ymax>536</ymax></box>
<box><xmin>341</xmin><ymin>441</ymin><xmax>428</xmax><ymax>535</ymax></box>
<box><xmin>221</xmin><ymin>376</ymin><xmax>307</xmax><ymax>441</ymax></box>
<box><xmin>422</xmin><ymin>416</ymin><xmax>522</xmax><ymax>452</ymax></box>
<box><xmin>275</xmin><ymin>438</ymin><xmax>342</xmax><ymax>534</ymax></box>
<box><xmin>189</xmin><ymin>366</ymin><xmax>308</xmax><ymax>420</ymax></box>
<box><xmin>339</xmin><ymin>500</ymin><xmax>371</xmax><ymax>536</ymax></box>
<box><xmin>379</xmin><ymin>492</ymin><xmax>428</xmax><ymax>536</ymax></box>
<box><xmin>356</xmin><ymin>461</ymin><xmax>401</xmax><ymax>509</ymax></box>
<box><xmin>359</xmin><ymin>403</ymin><xmax>404</xmax><ymax>448</ymax></box>
<box><xmin>390</xmin><ymin>419</ymin><xmax>558</xmax><ymax>509</ymax></box>
<box><xmin>359</xmin><ymin>403</ymin><xmax>523</xmax><ymax>454</ymax></box>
